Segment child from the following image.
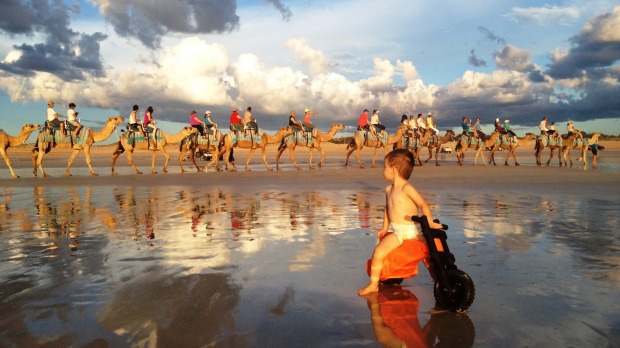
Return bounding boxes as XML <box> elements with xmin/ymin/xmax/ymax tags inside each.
<box><xmin>358</xmin><ymin>148</ymin><xmax>442</xmax><ymax>296</ymax></box>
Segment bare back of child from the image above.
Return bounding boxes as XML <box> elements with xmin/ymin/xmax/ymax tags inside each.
<box><xmin>358</xmin><ymin>149</ymin><xmax>442</xmax><ymax>296</ymax></box>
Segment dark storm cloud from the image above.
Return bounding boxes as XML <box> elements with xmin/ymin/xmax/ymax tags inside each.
<box><xmin>0</xmin><ymin>0</ymin><xmax>107</xmax><ymax>80</ymax></box>
<box><xmin>547</xmin><ymin>8</ymin><xmax>620</xmax><ymax>79</ymax></box>
<box><xmin>264</xmin><ymin>0</ymin><xmax>293</xmax><ymax>21</ymax></box>
<box><xmin>98</xmin><ymin>0</ymin><xmax>240</xmax><ymax>49</ymax></box>
<box><xmin>468</xmin><ymin>49</ymin><xmax>487</xmax><ymax>67</ymax></box>
<box><xmin>477</xmin><ymin>26</ymin><xmax>506</xmax><ymax>45</ymax></box>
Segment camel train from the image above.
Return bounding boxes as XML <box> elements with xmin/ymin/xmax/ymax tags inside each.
<box><xmin>0</xmin><ymin>116</ymin><xmax>605</xmax><ymax>178</ymax></box>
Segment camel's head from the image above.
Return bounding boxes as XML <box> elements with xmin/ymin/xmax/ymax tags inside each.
<box><xmin>24</xmin><ymin>123</ymin><xmax>42</xmax><ymax>132</ymax></box>
<box><xmin>108</xmin><ymin>116</ymin><xmax>125</xmax><ymax>126</ymax></box>
<box><xmin>332</xmin><ymin>123</ymin><xmax>345</xmax><ymax>130</ymax></box>
<box><xmin>282</xmin><ymin>126</ymin><xmax>294</xmax><ymax>135</ymax></box>
<box><xmin>446</xmin><ymin>129</ymin><xmax>455</xmax><ymax>136</ymax></box>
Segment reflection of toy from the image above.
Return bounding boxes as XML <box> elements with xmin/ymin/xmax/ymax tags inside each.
<box><xmin>366</xmin><ymin>215</ymin><xmax>475</xmax><ymax>312</ymax></box>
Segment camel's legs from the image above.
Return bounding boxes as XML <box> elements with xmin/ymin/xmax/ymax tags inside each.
<box><xmin>110</xmin><ymin>145</ymin><xmax>124</xmax><ymax>175</ymax></box>
<box><xmin>260</xmin><ymin>147</ymin><xmax>272</xmax><ymax>171</ymax></box>
<box><xmin>125</xmin><ymin>149</ymin><xmax>142</xmax><ymax>174</ymax></box>
<box><xmin>317</xmin><ymin>145</ymin><xmax>326</xmax><ymax>168</ymax></box>
<box><xmin>275</xmin><ymin>145</ymin><xmax>286</xmax><ymax>170</ymax></box>
<box><xmin>178</xmin><ymin>145</ymin><xmax>189</xmax><ymax>173</ymax></box>
<box><xmin>84</xmin><ymin>145</ymin><xmax>98</xmax><ymax>175</ymax></box>
<box><xmin>161</xmin><ymin>148</ymin><xmax>170</xmax><ymax>173</ymax></box>
<box><xmin>35</xmin><ymin>150</ymin><xmax>49</xmax><ymax>177</ymax></box>
<box><xmin>245</xmin><ymin>148</ymin><xmax>256</xmax><ymax>171</ymax></box>
<box><xmin>355</xmin><ymin>146</ymin><xmax>365</xmax><ymax>168</ymax></box>
<box><xmin>344</xmin><ymin>145</ymin><xmax>357</xmax><ymax>168</ymax></box>
<box><xmin>288</xmin><ymin>146</ymin><xmax>301</xmax><ymax>170</ymax></box>
<box><xmin>0</xmin><ymin>148</ymin><xmax>19</xmax><ymax>178</ymax></box>
<box><xmin>151</xmin><ymin>150</ymin><xmax>158</xmax><ymax>174</ymax></box>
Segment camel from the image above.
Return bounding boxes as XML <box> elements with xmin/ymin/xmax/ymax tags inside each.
<box><xmin>534</xmin><ymin>133</ymin><xmax>577</xmax><ymax>167</ymax></box>
<box><xmin>221</xmin><ymin>127</ymin><xmax>293</xmax><ymax>172</ymax></box>
<box><xmin>111</xmin><ymin>126</ymin><xmax>196</xmax><ymax>175</ymax></box>
<box><xmin>423</xmin><ymin>130</ymin><xmax>456</xmax><ymax>166</ymax></box>
<box><xmin>178</xmin><ymin>129</ymin><xmax>224</xmax><ymax>173</ymax></box>
<box><xmin>345</xmin><ymin>125</ymin><xmax>407</xmax><ymax>168</ymax></box>
<box><xmin>454</xmin><ymin>132</ymin><xmax>499</xmax><ymax>166</ymax></box>
<box><xmin>0</xmin><ymin>123</ymin><xmax>41</xmax><ymax>178</ymax></box>
<box><xmin>276</xmin><ymin>123</ymin><xmax>345</xmax><ymax>170</ymax></box>
<box><xmin>31</xmin><ymin>116</ymin><xmax>125</xmax><ymax>177</ymax></box>
<box><xmin>488</xmin><ymin>133</ymin><xmax>536</xmax><ymax>166</ymax></box>
<box><xmin>562</xmin><ymin>132</ymin><xmax>601</xmax><ymax>167</ymax></box>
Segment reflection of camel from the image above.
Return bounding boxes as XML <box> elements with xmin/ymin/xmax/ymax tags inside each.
<box><xmin>31</xmin><ymin>116</ymin><xmax>125</xmax><ymax>177</ymax></box>
<box><xmin>0</xmin><ymin>123</ymin><xmax>41</xmax><ymax>178</ymax></box>
<box><xmin>345</xmin><ymin>126</ymin><xmax>407</xmax><ymax>168</ymax></box>
<box><xmin>423</xmin><ymin>130</ymin><xmax>455</xmax><ymax>166</ymax></box>
<box><xmin>111</xmin><ymin>126</ymin><xmax>196</xmax><ymax>175</ymax></box>
<box><xmin>534</xmin><ymin>133</ymin><xmax>576</xmax><ymax>167</ymax></box>
<box><xmin>178</xmin><ymin>130</ymin><xmax>224</xmax><ymax>173</ymax></box>
<box><xmin>276</xmin><ymin>123</ymin><xmax>345</xmax><ymax>170</ymax></box>
<box><xmin>455</xmin><ymin>132</ymin><xmax>499</xmax><ymax>166</ymax></box>
<box><xmin>221</xmin><ymin>127</ymin><xmax>293</xmax><ymax>172</ymax></box>
<box><xmin>562</xmin><ymin>132</ymin><xmax>601</xmax><ymax>167</ymax></box>
<box><xmin>488</xmin><ymin>133</ymin><xmax>535</xmax><ymax>166</ymax></box>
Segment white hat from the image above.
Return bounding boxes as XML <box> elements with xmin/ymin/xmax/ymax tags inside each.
<box><xmin>428</xmin><ymin>112</ymin><xmax>432</xmax><ymax>116</ymax></box>
<box><xmin>304</xmin><ymin>108</ymin><xmax>310</xmax><ymax>113</ymax></box>
<box><xmin>505</xmin><ymin>119</ymin><xmax>510</xmax><ymax>123</ymax></box>
<box><xmin>496</xmin><ymin>118</ymin><xmax>500</xmax><ymax>122</ymax></box>
<box><xmin>205</xmin><ymin>110</ymin><xmax>211</xmax><ymax>115</ymax></box>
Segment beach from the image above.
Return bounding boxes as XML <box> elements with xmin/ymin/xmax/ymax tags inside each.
<box><xmin>1</xmin><ymin>139</ymin><xmax>619</xmax><ymax>347</ymax></box>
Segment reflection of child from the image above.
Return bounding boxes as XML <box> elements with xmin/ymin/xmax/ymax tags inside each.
<box><xmin>358</xmin><ymin>149</ymin><xmax>442</xmax><ymax>296</ymax></box>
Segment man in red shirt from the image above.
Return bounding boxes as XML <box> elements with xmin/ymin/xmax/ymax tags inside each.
<box><xmin>357</xmin><ymin>109</ymin><xmax>373</xmax><ymax>134</ymax></box>
<box><xmin>230</xmin><ymin>107</ymin><xmax>243</xmax><ymax>133</ymax></box>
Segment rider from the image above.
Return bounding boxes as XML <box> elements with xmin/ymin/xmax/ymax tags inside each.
<box><xmin>567</xmin><ymin>121</ymin><xmax>584</xmax><ymax>142</ymax></box>
<box><xmin>204</xmin><ymin>110</ymin><xmax>217</xmax><ymax>134</ymax></box>
<box><xmin>462</xmin><ymin>117</ymin><xmax>475</xmax><ymax>139</ymax></box>
<box><xmin>474</xmin><ymin>117</ymin><xmax>486</xmax><ymax>141</ymax></box>
<box><xmin>504</xmin><ymin>120</ymin><xmax>516</xmax><ymax>141</ymax></box>
<box><xmin>416</xmin><ymin>114</ymin><xmax>427</xmax><ymax>135</ymax></box>
<box><xmin>244</xmin><ymin>106</ymin><xmax>257</xmax><ymax>133</ymax></box>
<box><xmin>370</xmin><ymin>109</ymin><xmax>386</xmax><ymax>136</ymax></box>
<box><xmin>538</xmin><ymin>116</ymin><xmax>554</xmax><ymax>138</ymax></box>
<box><xmin>230</xmin><ymin>107</ymin><xmax>243</xmax><ymax>134</ymax></box>
<box><xmin>288</xmin><ymin>111</ymin><xmax>304</xmax><ymax>132</ymax></box>
<box><xmin>143</xmin><ymin>106</ymin><xmax>158</xmax><ymax>147</ymax></box>
<box><xmin>128</xmin><ymin>105</ymin><xmax>146</xmax><ymax>137</ymax></box>
<box><xmin>46</xmin><ymin>100</ymin><xmax>67</xmax><ymax>137</ymax></box>
<box><xmin>303</xmin><ymin>108</ymin><xmax>318</xmax><ymax>138</ymax></box>
<box><xmin>426</xmin><ymin>113</ymin><xmax>439</xmax><ymax>136</ymax></box>
<box><xmin>67</xmin><ymin>102</ymin><xmax>82</xmax><ymax>137</ymax></box>
<box><xmin>357</xmin><ymin>109</ymin><xmax>373</xmax><ymax>135</ymax></box>
<box><xmin>189</xmin><ymin>110</ymin><xmax>206</xmax><ymax>136</ymax></box>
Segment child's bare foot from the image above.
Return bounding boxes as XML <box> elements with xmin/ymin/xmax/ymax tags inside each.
<box><xmin>358</xmin><ymin>283</ymin><xmax>379</xmax><ymax>296</ymax></box>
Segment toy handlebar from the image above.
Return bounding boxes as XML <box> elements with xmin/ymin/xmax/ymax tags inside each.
<box><xmin>411</xmin><ymin>215</ymin><xmax>448</xmax><ymax>231</ymax></box>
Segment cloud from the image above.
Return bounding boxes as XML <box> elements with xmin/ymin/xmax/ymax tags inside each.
<box><xmin>547</xmin><ymin>6</ymin><xmax>620</xmax><ymax>79</ymax></box>
<box><xmin>494</xmin><ymin>45</ymin><xmax>533</xmax><ymax>72</ymax></box>
<box><xmin>286</xmin><ymin>38</ymin><xmax>329</xmax><ymax>76</ymax></box>
<box><xmin>92</xmin><ymin>0</ymin><xmax>240</xmax><ymax>49</ymax></box>
<box><xmin>264</xmin><ymin>0</ymin><xmax>293</xmax><ymax>21</ymax></box>
<box><xmin>468</xmin><ymin>49</ymin><xmax>487</xmax><ymax>67</ymax></box>
<box><xmin>0</xmin><ymin>0</ymin><xmax>107</xmax><ymax>80</ymax></box>
<box><xmin>477</xmin><ymin>26</ymin><xmax>506</xmax><ymax>46</ymax></box>
<box><xmin>507</xmin><ymin>5</ymin><xmax>580</xmax><ymax>25</ymax></box>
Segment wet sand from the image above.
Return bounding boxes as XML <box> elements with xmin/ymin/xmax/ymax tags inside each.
<box><xmin>1</xmin><ymin>140</ymin><xmax>619</xmax><ymax>347</ymax></box>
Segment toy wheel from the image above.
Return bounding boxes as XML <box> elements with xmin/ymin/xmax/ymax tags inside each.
<box><xmin>380</xmin><ymin>278</ymin><xmax>404</xmax><ymax>286</ymax></box>
<box><xmin>433</xmin><ymin>269</ymin><xmax>475</xmax><ymax>312</ymax></box>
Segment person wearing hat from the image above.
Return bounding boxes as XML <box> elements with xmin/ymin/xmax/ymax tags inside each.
<box><xmin>204</xmin><ymin>110</ymin><xmax>217</xmax><ymax>134</ymax></box>
<box><xmin>229</xmin><ymin>106</ymin><xmax>243</xmax><ymax>133</ymax></box>
<box><xmin>67</xmin><ymin>102</ymin><xmax>82</xmax><ymax>137</ymax></box>
<box><xmin>426</xmin><ymin>112</ymin><xmax>439</xmax><ymax>136</ymax></box>
<box><xmin>494</xmin><ymin>117</ymin><xmax>506</xmax><ymax>134</ymax></box>
<box><xmin>416</xmin><ymin>113</ymin><xmax>427</xmax><ymax>133</ymax></box>
<box><xmin>370</xmin><ymin>109</ymin><xmax>386</xmax><ymax>136</ymax></box>
<box><xmin>303</xmin><ymin>107</ymin><xmax>318</xmax><ymax>137</ymax></box>
<box><xmin>189</xmin><ymin>110</ymin><xmax>206</xmax><ymax>136</ymax></box>
<box><xmin>538</xmin><ymin>116</ymin><xmax>553</xmax><ymax>137</ymax></box>
<box><xmin>46</xmin><ymin>100</ymin><xmax>67</xmax><ymax>137</ymax></box>
<box><xmin>504</xmin><ymin>119</ymin><xmax>516</xmax><ymax>140</ymax></box>
<box><xmin>357</xmin><ymin>109</ymin><xmax>373</xmax><ymax>135</ymax></box>
<box><xmin>567</xmin><ymin>121</ymin><xmax>584</xmax><ymax>142</ymax></box>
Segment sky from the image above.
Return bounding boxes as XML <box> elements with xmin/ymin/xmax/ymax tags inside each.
<box><xmin>0</xmin><ymin>0</ymin><xmax>619</xmax><ymax>139</ymax></box>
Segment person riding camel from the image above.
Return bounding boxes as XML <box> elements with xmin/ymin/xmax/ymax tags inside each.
<box><xmin>244</xmin><ymin>106</ymin><xmax>257</xmax><ymax>135</ymax></box>
<box><xmin>46</xmin><ymin>100</ymin><xmax>67</xmax><ymax>137</ymax></box>
<box><xmin>128</xmin><ymin>105</ymin><xmax>146</xmax><ymax>137</ymax></box>
<box><xmin>370</xmin><ymin>110</ymin><xmax>386</xmax><ymax>137</ymax></box>
<box><xmin>303</xmin><ymin>108</ymin><xmax>318</xmax><ymax>138</ymax></box>
<box><xmin>230</xmin><ymin>107</ymin><xmax>243</xmax><ymax>135</ymax></box>
<box><xmin>143</xmin><ymin>106</ymin><xmax>158</xmax><ymax>148</ymax></box>
<box><xmin>67</xmin><ymin>102</ymin><xmax>82</xmax><ymax>137</ymax></box>
<box><xmin>538</xmin><ymin>116</ymin><xmax>555</xmax><ymax>141</ymax></box>
<box><xmin>288</xmin><ymin>111</ymin><xmax>304</xmax><ymax>132</ymax></box>
<box><xmin>504</xmin><ymin>119</ymin><xmax>517</xmax><ymax>142</ymax></box>
<box><xmin>461</xmin><ymin>117</ymin><xmax>475</xmax><ymax>141</ymax></box>
<box><xmin>204</xmin><ymin>110</ymin><xmax>217</xmax><ymax>135</ymax></box>
<box><xmin>189</xmin><ymin>110</ymin><xmax>207</xmax><ymax>136</ymax></box>
<box><xmin>567</xmin><ymin>121</ymin><xmax>584</xmax><ymax>142</ymax></box>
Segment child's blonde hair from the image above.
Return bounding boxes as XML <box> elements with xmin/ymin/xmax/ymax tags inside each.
<box><xmin>385</xmin><ymin>149</ymin><xmax>415</xmax><ymax>179</ymax></box>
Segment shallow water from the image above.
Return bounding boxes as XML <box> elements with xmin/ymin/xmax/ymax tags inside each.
<box><xmin>0</xmin><ymin>183</ymin><xmax>618</xmax><ymax>347</ymax></box>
